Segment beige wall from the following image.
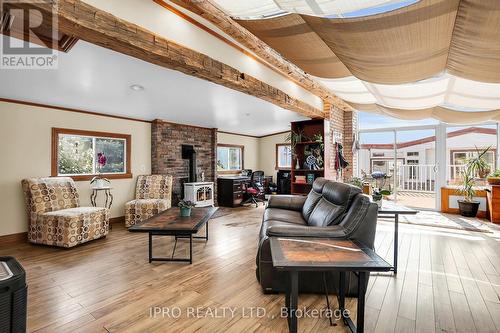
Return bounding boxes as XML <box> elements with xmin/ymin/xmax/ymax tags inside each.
<box><xmin>216</xmin><ymin>131</ymin><xmax>290</xmax><ymax>182</ymax></box>
<box><xmin>217</xmin><ymin>132</ymin><xmax>260</xmax><ymax>172</ymax></box>
<box><xmin>0</xmin><ymin>101</ymin><xmax>151</xmax><ymax>236</ymax></box>
<box><xmin>258</xmin><ymin>132</ymin><xmax>290</xmax><ymax>182</ymax></box>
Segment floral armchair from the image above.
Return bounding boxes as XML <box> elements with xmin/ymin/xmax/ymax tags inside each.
<box><xmin>21</xmin><ymin>177</ymin><xmax>109</xmax><ymax>248</ymax></box>
<box><xmin>125</xmin><ymin>175</ymin><xmax>173</xmax><ymax>227</ymax></box>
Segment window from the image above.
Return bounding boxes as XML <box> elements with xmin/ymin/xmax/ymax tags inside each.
<box><xmin>407</xmin><ymin>152</ymin><xmax>419</xmax><ymax>156</ymax></box>
<box><xmin>51</xmin><ymin>128</ymin><xmax>131</xmax><ymax>181</ymax></box>
<box><xmin>217</xmin><ymin>144</ymin><xmax>243</xmax><ymax>173</ymax></box>
<box><xmin>276</xmin><ymin>144</ymin><xmax>292</xmax><ymax>169</ymax></box>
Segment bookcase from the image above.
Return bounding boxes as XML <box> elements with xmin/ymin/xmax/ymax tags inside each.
<box><xmin>290</xmin><ymin>119</ymin><xmax>325</xmax><ymax>195</ymax></box>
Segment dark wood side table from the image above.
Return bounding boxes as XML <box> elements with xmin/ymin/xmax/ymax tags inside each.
<box><xmin>270</xmin><ymin>237</ymin><xmax>391</xmax><ymax>333</ymax></box>
<box><xmin>377</xmin><ymin>201</ymin><xmax>417</xmax><ymax>274</ymax></box>
<box><xmin>129</xmin><ymin>207</ymin><xmax>218</xmax><ymax>264</ymax></box>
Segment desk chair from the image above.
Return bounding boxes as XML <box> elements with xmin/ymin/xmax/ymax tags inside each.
<box><xmin>243</xmin><ymin>171</ymin><xmax>265</xmax><ymax>207</ymax></box>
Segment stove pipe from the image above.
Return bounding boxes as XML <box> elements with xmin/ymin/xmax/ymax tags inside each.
<box><xmin>181</xmin><ymin>145</ymin><xmax>197</xmax><ymax>183</ymax></box>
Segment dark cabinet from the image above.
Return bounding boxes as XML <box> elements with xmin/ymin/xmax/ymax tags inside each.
<box><xmin>217</xmin><ymin>177</ymin><xmax>250</xmax><ymax>207</ymax></box>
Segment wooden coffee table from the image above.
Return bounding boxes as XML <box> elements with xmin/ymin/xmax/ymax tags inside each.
<box><xmin>128</xmin><ymin>207</ymin><xmax>218</xmax><ymax>264</ymax></box>
<box><xmin>270</xmin><ymin>237</ymin><xmax>391</xmax><ymax>333</ymax></box>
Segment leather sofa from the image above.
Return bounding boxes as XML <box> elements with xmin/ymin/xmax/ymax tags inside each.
<box><xmin>256</xmin><ymin>177</ymin><xmax>378</xmax><ymax>295</ymax></box>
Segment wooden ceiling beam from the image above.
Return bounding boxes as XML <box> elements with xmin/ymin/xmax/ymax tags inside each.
<box><xmin>167</xmin><ymin>0</ymin><xmax>354</xmax><ymax>112</ymax></box>
<box><xmin>4</xmin><ymin>0</ymin><xmax>324</xmax><ymax>118</ymax></box>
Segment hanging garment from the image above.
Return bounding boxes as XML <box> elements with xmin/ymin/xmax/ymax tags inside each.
<box><xmin>335</xmin><ymin>142</ymin><xmax>349</xmax><ymax>172</ymax></box>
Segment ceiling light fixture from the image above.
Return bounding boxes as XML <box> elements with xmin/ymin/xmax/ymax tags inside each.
<box><xmin>130</xmin><ymin>84</ymin><xmax>144</xmax><ymax>91</ymax></box>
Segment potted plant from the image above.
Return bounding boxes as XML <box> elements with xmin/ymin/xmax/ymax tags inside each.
<box><xmin>178</xmin><ymin>200</ymin><xmax>195</xmax><ymax>217</ymax></box>
<box><xmin>90</xmin><ymin>152</ymin><xmax>110</xmax><ymax>188</ymax></box>
<box><xmin>457</xmin><ymin>167</ymin><xmax>480</xmax><ymax>217</ymax></box>
<box><xmin>370</xmin><ymin>171</ymin><xmax>391</xmax><ymax>208</ymax></box>
<box><xmin>372</xmin><ymin>188</ymin><xmax>392</xmax><ymax>208</ymax></box>
<box><xmin>487</xmin><ymin>170</ymin><xmax>500</xmax><ymax>185</ymax></box>
<box><xmin>468</xmin><ymin>146</ymin><xmax>491</xmax><ymax>179</ymax></box>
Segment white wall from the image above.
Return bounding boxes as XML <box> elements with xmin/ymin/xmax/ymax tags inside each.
<box><xmin>0</xmin><ymin>101</ymin><xmax>151</xmax><ymax>236</ymax></box>
<box><xmin>258</xmin><ymin>132</ymin><xmax>290</xmax><ymax>182</ymax></box>
<box><xmin>217</xmin><ymin>132</ymin><xmax>259</xmax><ymax>172</ymax></box>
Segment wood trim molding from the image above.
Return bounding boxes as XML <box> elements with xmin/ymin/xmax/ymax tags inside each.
<box><xmin>0</xmin><ymin>98</ymin><xmax>151</xmax><ymax>124</ymax></box>
<box><xmin>109</xmin><ymin>216</ymin><xmax>125</xmax><ymax>224</ymax></box>
<box><xmin>51</xmin><ymin>127</ymin><xmax>132</xmax><ymax>182</ymax></box>
<box><xmin>9</xmin><ymin>0</ymin><xmax>323</xmax><ymax>119</ymax></box>
<box><xmin>217</xmin><ymin>130</ymin><xmax>260</xmax><ymax>139</ymax></box>
<box><xmin>217</xmin><ymin>129</ymin><xmax>290</xmax><ymax>139</ymax></box>
<box><xmin>217</xmin><ymin>143</ymin><xmax>244</xmax><ymax>174</ymax></box>
<box><xmin>0</xmin><ymin>232</ymin><xmax>28</xmax><ymax>245</ymax></box>
<box><xmin>165</xmin><ymin>0</ymin><xmax>353</xmax><ymax>112</ymax></box>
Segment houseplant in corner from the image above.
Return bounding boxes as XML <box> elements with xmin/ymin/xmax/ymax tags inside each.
<box><xmin>178</xmin><ymin>200</ymin><xmax>195</xmax><ymax>217</ymax></box>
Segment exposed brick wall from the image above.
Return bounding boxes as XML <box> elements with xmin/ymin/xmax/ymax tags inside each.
<box><xmin>324</xmin><ymin>103</ymin><xmax>357</xmax><ymax>182</ymax></box>
<box><xmin>151</xmin><ymin>120</ymin><xmax>217</xmax><ymax>205</ymax></box>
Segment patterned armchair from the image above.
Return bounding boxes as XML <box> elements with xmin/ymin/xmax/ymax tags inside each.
<box><xmin>125</xmin><ymin>175</ymin><xmax>173</xmax><ymax>227</ymax></box>
<box><xmin>22</xmin><ymin>177</ymin><xmax>109</xmax><ymax>248</ymax></box>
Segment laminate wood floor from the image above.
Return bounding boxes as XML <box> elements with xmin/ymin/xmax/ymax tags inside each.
<box><xmin>2</xmin><ymin>206</ymin><xmax>500</xmax><ymax>333</ymax></box>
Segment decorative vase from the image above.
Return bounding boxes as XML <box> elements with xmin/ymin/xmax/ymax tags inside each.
<box><xmin>295</xmin><ymin>159</ymin><xmax>300</xmax><ymax>170</ymax></box>
<box><xmin>180</xmin><ymin>207</ymin><xmax>192</xmax><ymax>217</ymax></box>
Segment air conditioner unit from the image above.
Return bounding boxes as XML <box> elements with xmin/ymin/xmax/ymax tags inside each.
<box><xmin>0</xmin><ymin>257</ymin><xmax>27</xmax><ymax>333</ymax></box>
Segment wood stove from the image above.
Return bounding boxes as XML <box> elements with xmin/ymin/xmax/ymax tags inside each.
<box><xmin>184</xmin><ymin>182</ymin><xmax>214</xmax><ymax>207</ymax></box>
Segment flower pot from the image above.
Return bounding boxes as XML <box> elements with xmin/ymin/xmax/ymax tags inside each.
<box><xmin>180</xmin><ymin>207</ymin><xmax>192</xmax><ymax>217</ymax></box>
<box><xmin>372</xmin><ymin>194</ymin><xmax>382</xmax><ymax>208</ymax></box>
<box><xmin>458</xmin><ymin>200</ymin><xmax>480</xmax><ymax>217</ymax></box>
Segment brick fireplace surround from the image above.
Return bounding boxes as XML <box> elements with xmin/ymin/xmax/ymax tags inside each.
<box><xmin>151</xmin><ymin>119</ymin><xmax>217</xmax><ymax>205</ymax></box>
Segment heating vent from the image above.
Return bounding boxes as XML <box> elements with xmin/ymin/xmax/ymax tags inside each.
<box><xmin>0</xmin><ymin>11</ymin><xmax>14</xmax><ymax>33</ymax></box>
<box><xmin>0</xmin><ymin>261</ymin><xmax>13</xmax><ymax>281</ymax></box>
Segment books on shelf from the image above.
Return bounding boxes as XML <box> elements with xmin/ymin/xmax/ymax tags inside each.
<box><xmin>295</xmin><ymin>175</ymin><xmax>306</xmax><ymax>184</ymax></box>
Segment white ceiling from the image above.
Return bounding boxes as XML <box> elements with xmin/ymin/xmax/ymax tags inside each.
<box><xmin>0</xmin><ymin>36</ymin><xmax>307</xmax><ymax>136</ymax></box>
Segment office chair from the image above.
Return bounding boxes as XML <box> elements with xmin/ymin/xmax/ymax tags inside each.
<box><xmin>243</xmin><ymin>171</ymin><xmax>265</xmax><ymax>207</ymax></box>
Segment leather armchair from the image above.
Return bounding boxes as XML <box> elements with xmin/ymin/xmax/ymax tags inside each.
<box><xmin>256</xmin><ymin>177</ymin><xmax>378</xmax><ymax>296</ymax></box>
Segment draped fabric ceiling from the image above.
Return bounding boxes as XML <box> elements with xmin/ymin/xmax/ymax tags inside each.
<box><xmin>213</xmin><ymin>0</ymin><xmax>500</xmax><ymax>123</ymax></box>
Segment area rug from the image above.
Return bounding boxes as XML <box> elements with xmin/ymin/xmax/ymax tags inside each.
<box><xmin>380</xmin><ymin>210</ymin><xmax>493</xmax><ymax>233</ymax></box>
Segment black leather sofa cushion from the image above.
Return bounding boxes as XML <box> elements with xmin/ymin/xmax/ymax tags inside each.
<box><xmin>307</xmin><ymin>197</ymin><xmax>346</xmax><ymax>227</ymax></box>
<box><xmin>263</xmin><ymin>208</ymin><xmax>306</xmax><ymax>225</ymax></box>
<box><xmin>267</xmin><ymin>195</ymin><xmax>306</xmax><ymax>211</ymax></box>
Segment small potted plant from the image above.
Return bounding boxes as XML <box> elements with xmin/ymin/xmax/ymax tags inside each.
<box><xmin>90</xmin><ymin>152</ymin><xmax>110</xmax><ymax>188</ymax></box>
<box><xmin>487</xmin><ymin>170</ymin><xmax>500</xmax><ymax>185</ymax></box>
<box><xmin>371</xmin><ymin>171</ymin><xmax>391</xmax><ymax>208</ymax></box>
<box><xmin>457</xmin><ymin>167</ymin><xmax>480</xmax><ymax>217</ymax></box>
<box><xmin>178</xmin><ymin>200</ymin><xmax>195</xmax><ymax>217</ymax></box>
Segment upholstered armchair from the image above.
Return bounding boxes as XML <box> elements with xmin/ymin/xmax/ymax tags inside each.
<box><xmin>125</xmin><ymin>175</ymin><xmax>173</xmax><ymax>227</ymax></box>
<box><xmin>22</xmin><ymin>177</ymin><xmax>109</xmax><ymax>248</ymax></box>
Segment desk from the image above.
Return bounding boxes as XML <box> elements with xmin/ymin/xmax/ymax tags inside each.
<box><xmin>378</xmin><ymin>201</ymin><xmax>418</xmax><ymax>274</ymax></box>
<box><xmin>271</xmin><ymin>237</ymin><xmax>391</xmax><ymax>333</ymax></box>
